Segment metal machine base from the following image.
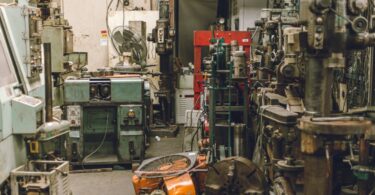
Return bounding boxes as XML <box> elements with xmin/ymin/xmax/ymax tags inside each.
<box><xmin>150</xmin><ymin>125</ymin><xmax>179</xmax><ymax>137</ymax></box>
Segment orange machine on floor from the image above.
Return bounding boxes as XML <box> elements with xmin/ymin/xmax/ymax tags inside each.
<box><xmin>132</xmin><ymin>153</ymin><xmax>207</xmax><ymax>195</ymax></box>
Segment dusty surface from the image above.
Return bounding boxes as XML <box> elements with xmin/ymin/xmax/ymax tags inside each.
<box><xmin>70</xmin><ymin>171</ymin><xmax>135</xmax><ymax>195</ymax></box>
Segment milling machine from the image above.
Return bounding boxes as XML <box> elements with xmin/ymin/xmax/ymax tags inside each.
<box><xmin>63</xmin><ymin>73</ymin><xmax>151</xmax><ymax>165</ymax></box>
<box><xmin>148</xmin><ymin>0</ymin><xmax>176</xmax><ymax>128</ymax></box>
<box><xmin>61</xmin><ymin>4</ymin><xmax>152</xmax><ymax>166</ymax></box>
<box><xmin>251</xmin><ymin>0</ymin><xmax>375</xmax><ymax>194</ymax></box>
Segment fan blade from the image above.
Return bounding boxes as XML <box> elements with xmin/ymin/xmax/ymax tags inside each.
<box><xmin>113</xmin><ymin>31</ymin><xmax>125</xmax><ymax>44</ymax></box>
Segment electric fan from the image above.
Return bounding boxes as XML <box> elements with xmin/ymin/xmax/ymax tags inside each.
<box><xmin>111</xmin><ymin>26</ymin><xmax>147</xmax><ymax>69</ymax></box>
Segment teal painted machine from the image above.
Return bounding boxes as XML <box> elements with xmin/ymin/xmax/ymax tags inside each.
<box><xmin>0</xmin><ymin>0</ymin><xmax>70</xmax><ymax>189</ymax></box>
<box><xmin>64</xmin><ymin>76</ymin><xmax>150</xmax><ymax>165</ymax></box>
<box><xmin>0</xmin><ymin>0</ymin><xmax>45</xmax><ymax>186</ymax></box>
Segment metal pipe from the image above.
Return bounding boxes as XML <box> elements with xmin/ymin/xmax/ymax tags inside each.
<box><xmin>233</xmin><ymin>124</ymin><xmax>245</xmax><ymax>157</ymax></box>
<box><xmin>44</xmin><ymin>43</ymin><xmax>53</xmax><ymax>122</ymax></box>
<box><xmin>301</xmin><ymin>2</ymin><xmax>343</xmax><ymax>195</ymax></box>
<box><xmin>228</xmin><ymin>59</ymin><xmax>232</xmax><ymax>156</ymax></box>
<box><xmin>304</xmin><ymin>57</ymin><xmax>330</xmax><ymax>115</ymax></box>
<box><xmin>358</xmin><ymin>138</ymin><xmax>370</xmax><ymax>195</ymax></box>
<box><xmin>278</xmin><ymin>21</ymin><xmax>282</xmax><ymax>51</ymax></box>
<box><xmin>347</xmin><ymin>33</ymin><xmax>375</xmax><ymax>49</ymax></box>
<box><xmin>159</xmin><ymin>0</ymin><xmax>169</xmax><ymax>19</ymax></box>
<box><xmin>169</xmin><ymin>0</ymin><xmax>175</xmax><ymax>29</ymax></box>
<box><xmin>304</xmin><ymin>152</ymin><xmax>333</xmax><ymax>195</ymax></box>
<box><xmin>311</xmin><ymin>116</ymin><xmax>366</xmax><ymax>122</ymax></box>
<box><xmin>209</xmin><ymin>50</ymin><xmax>218</xmax><ymax>162</ymax></box>
<box><xmin>331</xmin><ymin>0</ymin><xmax>347</xmax><ymax>53</ymax></box>
<box><xmin>335</xmin><ymin>0</ymin><xmax>346</xmax><ymax>33</ymax></box>
<box><xmin>25</xmin><ymin>13</ymin><xmax>31</xmax><ymax>78</ymax></box>
<box><xmin>209</xmin><ymin>77</ymin><xmax>216</xmax><ymax>161</ymax></box>
<box><xmin>314</xmin><ymin>0</ymin><xmax>332</xmax><ymax>9</ymax></box>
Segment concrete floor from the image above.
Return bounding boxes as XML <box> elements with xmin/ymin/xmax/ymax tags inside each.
<box><xmin>70</xmin><ymin>129</ymin><xmax>185</xmax><ymax>195</ymax></box>
<box><xmin>70</xmin><ymin>171</ymin><xmax>135</xmax><ymax>195</ymax></box>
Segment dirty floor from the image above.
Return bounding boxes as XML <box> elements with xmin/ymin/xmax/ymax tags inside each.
<box><xmin>70</xmin><ymin>129</ymin><xmax>184</xmax><ymax>195</ymax></box>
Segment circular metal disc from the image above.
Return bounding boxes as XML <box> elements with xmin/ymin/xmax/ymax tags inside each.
<box><xmin>205</xmin><ymin>157</ymin><xmax>267</xmax><ymax>195</ymax></box>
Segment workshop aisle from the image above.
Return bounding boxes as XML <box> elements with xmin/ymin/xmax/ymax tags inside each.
<box><xmin>70</xmin><ymin>129</ymin><xmax>184</xmax><ymax>195</ymax></box>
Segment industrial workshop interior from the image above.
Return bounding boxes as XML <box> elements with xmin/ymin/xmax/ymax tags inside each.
<box><xmin>3</xmin><ymin>0</ymin><xmax>375</xmax><ymax>195</ymax></box>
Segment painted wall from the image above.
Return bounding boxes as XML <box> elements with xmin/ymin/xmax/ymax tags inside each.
<box><xmin>63</xmin><ymin>0</ymin><xmax>161</xmax><ymax>102</ymax></box>
<box><xmin>63</xmin><ymin>0</ymin><xmax>155</xmax><ymax>71</ymax></box>
<box><xmin>63</xmin><ymin>0</ymin><xmax>109</xmax><ymax>71</ymax></box>
<box><xmin>63</xmin><ymin>0</ymin><xmax>267</xmax><ymax>70</ymax></box>
<box><xmin>231</xmin><ymin>0</ymin><xmax>267</xmax><ymax>30</ymax></box>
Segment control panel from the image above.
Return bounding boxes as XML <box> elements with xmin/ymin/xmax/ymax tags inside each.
<box><xmin>12</xmin><ymin>95</ymin><xmax>43</xmax><ymax>134</ymax></box>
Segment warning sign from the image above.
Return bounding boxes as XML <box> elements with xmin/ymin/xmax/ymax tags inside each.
<box><xmin>100</xmin><ymin>30</ymin><xmax>108</xmax><ymax>46</ymax></box>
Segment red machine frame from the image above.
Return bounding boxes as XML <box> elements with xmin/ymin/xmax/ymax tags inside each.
<box><xmin>193</xmin><ymin>31</ymin><xmax>251</xmax><ymax>109</ymax></box>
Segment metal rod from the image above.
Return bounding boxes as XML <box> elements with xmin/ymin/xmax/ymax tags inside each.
<box><xmin>304</xmin><ymin>57</ymin><xmax>329</xmax><ymax>116</ymax></box>
<box><xmin>209</xmin><ymin>45</ymin><xmax>219</xmax><ymax>162</ymax></box>
<box><xmin>233</xmin><ymin>124</ymin><xmax>245</xmax><ymax>157</ymax></box>
<box><xmin>227</xmin><ymin>60</ymin><xmax>232</xmax><ymax>156</ymax></box>
<box><xmin>358</xmin><ymin>138</ymin><xmax>370</xmax><ymax>195</ymax></box>
<box><xmin>44</xmin><ymin>43</ymin><xmax>53</xmax><ymax>122</ymax></box>
<box><xmin>304</xmin><ymin>153</ymin><xmax>333</xmax><ymax>195</ymax></box>
<box><xmin>311</xmin><ymin>116</ymin><xmax>366</xmax><ymax>122</ymax></box>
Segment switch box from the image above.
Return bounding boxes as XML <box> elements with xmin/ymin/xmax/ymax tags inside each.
<box><xmin>12</xmin><ymin>95</ymin><xmax>43</xmax><ymax>134</ymax></box>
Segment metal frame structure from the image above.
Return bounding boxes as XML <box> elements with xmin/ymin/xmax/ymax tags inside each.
<box><xmin>193</xmin><ymin>31</ymin><xmax>251</xmax><ymax>109</ymax></box>
<box><xmin>10</xmin><ymin>161</ymin><xmax>70</xmax><ymax>195</ymax></box>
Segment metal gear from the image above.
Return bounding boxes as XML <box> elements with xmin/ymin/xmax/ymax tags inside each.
<box><xmin>205</xmin><ymin>157</ymin><xmax>267</xmax><ymax>195</ymax></box>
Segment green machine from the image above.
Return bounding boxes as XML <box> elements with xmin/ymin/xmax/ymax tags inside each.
<box><xmin>0</xmin><ymin>0</ymin><xmax>72</xmax><ymax>191</ymax></box>
<box><xmin>64</xmin><ymin>76</ymin><xmax>150</xmax><ymax>165</ymax></box>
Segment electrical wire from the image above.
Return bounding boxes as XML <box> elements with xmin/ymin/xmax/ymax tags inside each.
<box><xmin>116</xmin><ymin>0</ymin><xmax>120</xmax><ymax>10</ymax></box>
<box><xmin>81</xmin><ymin>113</ymin><xmax>110</xmax><ymax>166</ymax></box>
<box><xmin>251</xmin><ymin>27</ymin><xmax>260</xmax><ymax>41</ymax></box>
<box><xmin>106</xmin><ymin>0</ymin><xmax>121</xmax><ymax>55</ymax></box>
<box><xmin>186</xmin><ymin>95</ymin><xmax>202</xmax><ymax>151</ymax></box>
<box><xmin>190</xmin><ymin>109</ymin><xmax>205</xmax><ymax>152</ymax></box>
<box><xmin>253</xmin><ymin>102</ymin><xmax>278</xmax><ymax>165</ymax></box>
<box><xmin>329</xmin><ymin>7</ymin><xmax>353</xmax><ymax>24</ymax></box>
<box><xmin>179</xmin><ymin>76</ymin><xmax>204</xmax><ymax>153</ymax></box>
<box><xmin>122</xmin><ymin>0</ymin><xmax>125</xmax><ymax>33</ymax></box>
